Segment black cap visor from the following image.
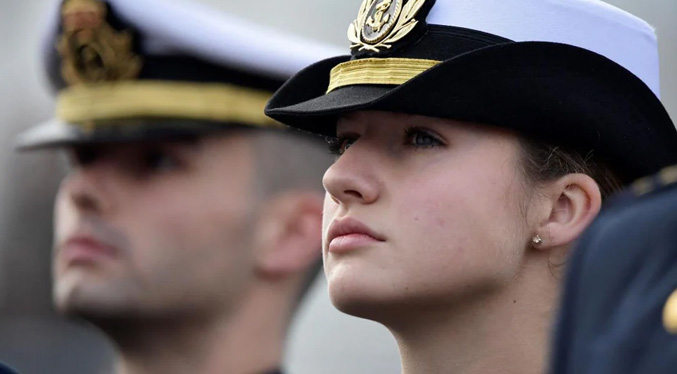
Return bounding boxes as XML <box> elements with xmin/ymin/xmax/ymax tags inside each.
<box><xmin>15</xmin><ymin>118</ymin><xmax>257</xmax><ymax>150</ymax></box>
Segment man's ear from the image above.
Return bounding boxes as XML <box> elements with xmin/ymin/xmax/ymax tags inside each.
<box><xmin>252</xmin><ymin>191</ymin><xmax>323</xmax><ymax>279</ymax></box>
<box><xmin>534</xmin><ymin>173</ymin><xmax>602</xmax><ymax>249</ymax></box>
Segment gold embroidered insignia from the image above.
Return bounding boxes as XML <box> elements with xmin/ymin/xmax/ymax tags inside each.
<box><xmin>57</xmin><ymin>0</ymin><xmax>141</xmax><ymax>85</ymax></box>
<box><xmin>663</xmin><ymin>289</ymin><xmax>677</xmax><ymax>334</ymax></box>
<box><xmin>348</xmin><ymin>0</ymin><xmax>427</xmax><ymax>53</ymax></box>
<box><xmin>659</xmin><ymin>164</ymin><xmax>677</xmax><ymax>187</ymax></box>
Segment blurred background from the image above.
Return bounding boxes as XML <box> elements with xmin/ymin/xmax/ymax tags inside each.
<box><xmin>0</xmin><ymin>0</ymin><xmax>674</xmax><ymax>373</ymax></box>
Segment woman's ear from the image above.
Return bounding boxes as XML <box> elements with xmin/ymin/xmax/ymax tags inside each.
<box><xmin>534</xmin><ymin>173</ymin><xmax>602</xmax><ymax>249</ymax></box>
<box><xmin>252</xmin><ymin>191</ymin><xmax>323</xmax><ymax>279</ymax></box>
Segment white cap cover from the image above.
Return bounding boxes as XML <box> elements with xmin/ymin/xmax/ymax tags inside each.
<box><xmin>427</xmin><ymin>0</ymin><xmax>660</xmax><ymax>97</ymax></box>
<box><xmin>42</xmin><ymin>0</ymin><xmax>344</xmax><ymax>81</ymax></box>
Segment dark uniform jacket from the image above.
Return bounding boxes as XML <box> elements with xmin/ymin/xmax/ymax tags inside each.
<box><xmin>0</xmin><ymin>362</ymin><xmax>18</xmax><ymax>374</ymax></box>
<box><xmin>551</xmin><ymin>165</ymin><xmax>677</xmax><ymax>374</ymax></box>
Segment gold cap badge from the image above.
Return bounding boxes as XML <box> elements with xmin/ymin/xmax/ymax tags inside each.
<box><xmin>57</xmin><ymin>0</ymin><xmax>141</xmax><ymax>85</ymax></box>
<box><xmin>348</xmin><ymin>0</ymin><xmax>427</xmax><ymax>53</ymax></box>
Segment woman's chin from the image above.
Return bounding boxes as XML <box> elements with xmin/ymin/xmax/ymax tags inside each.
<box><xmin>329</xmin><ymin>293</ymin><xmax>397</xmax><ymax>324</ymax></box>
<box><xmin>326</xmin><ymin>276</ymin><xmax>416</xmax><ymax>323</ymax></box>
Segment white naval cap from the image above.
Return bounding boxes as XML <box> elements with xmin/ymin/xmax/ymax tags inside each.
<box><xmin>20</xmin><ymin>0</ymin><xmax>344</xmax><ymax>149</ymax></box>
<box><xmin>426</xmin><ymin>0</ymin><xmax>660</xmax><ymax>97</ymax></box>
<box><xmin>41</xmin><ymin>0</ymin><xmax>344</xmax><ymax>88</ymax></box>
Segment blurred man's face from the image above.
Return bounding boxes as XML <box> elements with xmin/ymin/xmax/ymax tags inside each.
<box><xmin>53</xmin><ymin>133</ymin><xmax>260</xmax><ymax>320</ymax></box>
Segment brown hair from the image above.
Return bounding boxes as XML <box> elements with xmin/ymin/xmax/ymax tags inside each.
<box><xmin>519</xmin><ymin>137</ymin><xmax>623</xmax><ymax>202</ymax></box>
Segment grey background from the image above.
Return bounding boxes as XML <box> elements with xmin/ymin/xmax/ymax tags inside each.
<box><xmin>0</xmin><ymin>0</ymin><xmax>674</xmax><ymax>373</ymax></box>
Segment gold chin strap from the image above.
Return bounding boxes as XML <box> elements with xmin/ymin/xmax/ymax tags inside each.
<box><xmin>326</xmin><ymin>57</ymin><xmax>440</xmax><ymax>93</ymax></box>
<box><xmin>56</xmin><ymin>81</ymin><xmax>281</xmax><ymax>128</ymax></box>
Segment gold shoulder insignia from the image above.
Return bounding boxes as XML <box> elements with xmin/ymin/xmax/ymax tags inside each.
<box><xmin>57</xmin><ymin>0</ymin><xmax>142</xmax><ymax>85</ymax></box>
<box><xmin>348</xmin><ymin>0</ymin><xmax>427</xmax><ymax>53</ymax></box>
<box><xmin>659</xmin><ymin>164</ymin><xmax>677</xmax><ymax>187</ymax></box>
<box><xmin>631</xmin><ymin>175</ymin><xmax>654</xmax><ymax>196</ymax></box>
<box><xmin>663</xmin><ymin>289</ymin><xmax>677</xmax><ymax>334</ymax></box>
<box><xmin>631</xmin><ymin>164</ymin><xmax>677</xmax><ymax>197</ymax></box>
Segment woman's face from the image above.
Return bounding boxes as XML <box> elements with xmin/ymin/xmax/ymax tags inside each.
<box><xmin>322</xmin><ymin>111</ymin><xmax>536</xmax><ymax>318</ymax></box>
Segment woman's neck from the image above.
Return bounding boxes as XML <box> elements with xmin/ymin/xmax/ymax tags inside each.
<box><xmin>387</xmin><ymin>252</ymin><xmax>562</xmax><ymax>374</ymax></box>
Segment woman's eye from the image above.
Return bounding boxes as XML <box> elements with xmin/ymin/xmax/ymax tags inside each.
<box><xmin>328</xmin><ymin>135</ymin><xmax>357</xmax><ymax>156</ymax></box>
<box><xmin>404</xmin><ymin>127</ymin><xmax>444</xmax><ymax>148</ymax></box>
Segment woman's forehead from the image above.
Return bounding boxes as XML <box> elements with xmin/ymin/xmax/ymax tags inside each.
<box><xmin>336</xmin><ymin>111</ymin><xmax>516</xmax><ymax>137</ymax></box>
<box><xmin>336</xmin><ymin>112</ymin><xmax>439</xmax><ymax>132</ymax></box>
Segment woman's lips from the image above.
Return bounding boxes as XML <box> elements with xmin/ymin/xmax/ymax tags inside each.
<box><xmin>326</xmin><ymin>217</ymin><xmax>385</xmax><ymax>253</ymax></box>
<box><xmin>328</xmin><ymin>233</ymin><xmax>383</xmax><ymax>253</ymax></box>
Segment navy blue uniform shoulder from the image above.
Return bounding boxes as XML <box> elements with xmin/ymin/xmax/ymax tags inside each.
<box><xmin>0</xmin><ymin>362</ymin><xmax>19</xmax><ymax>374</ymax></box>
<box><xmin>550</xmin><ymin>164</ymin><xmax>677</xmax><ymax>374</ymax></box>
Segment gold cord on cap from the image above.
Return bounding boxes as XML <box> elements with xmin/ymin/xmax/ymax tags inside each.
<box><xmin>57</xmin><ymin>81</ymin><xmax>280</xmax><ymax>128</ymax></box>
<box><xmin>327</xmin><ymin>57</ymin><xmax>440</xmax><ymax>93</ymax></box>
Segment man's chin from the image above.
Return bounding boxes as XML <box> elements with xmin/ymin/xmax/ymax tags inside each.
<box><xmin>53</xmin><ymin>279</ymin><xmax>135</xmax><ymax>320</ymax></box>
<box><xmin>55</xmin><ymin>295</ymin><xmax>128</xmax><ymax>320</ymax></box>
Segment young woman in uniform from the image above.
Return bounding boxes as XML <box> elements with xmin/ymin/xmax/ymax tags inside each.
<box><xmin>266</xmin><ymin>0</ymin><xmax>677</xmax><ymax>373</ymax></box>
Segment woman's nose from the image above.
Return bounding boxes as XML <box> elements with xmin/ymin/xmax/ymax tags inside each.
<box><xmin>323</xmin><ymin>142</ymin><xmax>381</xmax><ymax>206</ymax></box>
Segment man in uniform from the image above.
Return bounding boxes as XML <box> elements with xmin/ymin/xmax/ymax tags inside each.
<box><xmin>551</xmin><ymin>164</ymin><xmax>677</xmax><ymax>374</ymax></box>
<box><xmin>17</xmin><ymin>0</ymin><xmax>340</xmax><ymax>373</ymax></box>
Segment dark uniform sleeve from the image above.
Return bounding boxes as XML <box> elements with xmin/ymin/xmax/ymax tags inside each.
<box><xmin>550</xmin><ymin>180</ymin><xmax>677</xmax><ymax>374</ymax></box>
<box><xmin>0</xmin><ymin>362</ymin><xmax>19</xmax><ymax>374</ymax></box>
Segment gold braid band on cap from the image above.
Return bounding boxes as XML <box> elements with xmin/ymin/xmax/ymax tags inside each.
<box><xmin>56</xmin><ymin>81</ymin><xmax>280</xmax><ymax>127</ymax></box>
<box><xmin>327</xmin><ymin>57</ymin><xmax>440</xmax><ymax>93</ymax></box>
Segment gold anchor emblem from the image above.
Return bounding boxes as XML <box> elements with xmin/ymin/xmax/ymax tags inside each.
<box><xmin>57</xmin><ymin>0</ymin><xmax>142</xmax><ymax>85</ymax></box>
<box><xmin>348</xmin><ymin>0</ymin><xmax>426</xmax><ymax>53</ymax></box>
<box><xmin>366</xmin><ymin>0</ymin><xmax>393</xmax><ymax>33</ymax></box>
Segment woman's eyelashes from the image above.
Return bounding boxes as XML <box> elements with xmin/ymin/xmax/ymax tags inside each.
<box><xmin>327</xmin><ymin>127</ymin><xmax>446</xmax><ymax>157</ymax></box>
<box><xmin>327</xmin><ymin>134</ymin><xmax>358</xmax><ymax>156</ymax></box>
<box><xmin>403</xmin><ymin>127</ymin><xmax>445</xmax><ymax>149</ymax></box>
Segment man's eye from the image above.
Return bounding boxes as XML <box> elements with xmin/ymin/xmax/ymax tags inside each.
<box><xmin>68</xmin><ymin>146</ymin><xmax>100</xmax><ymax>167</ymax></box>
<box><xmin>404</xmin><ymin>127</ymin><xmax>444</xmax><ymax>148</ymax></box>
<box><xmin>142</xmin><ymin>149</ymin><xmax>180</xmax><ymax>173</ymax></box>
